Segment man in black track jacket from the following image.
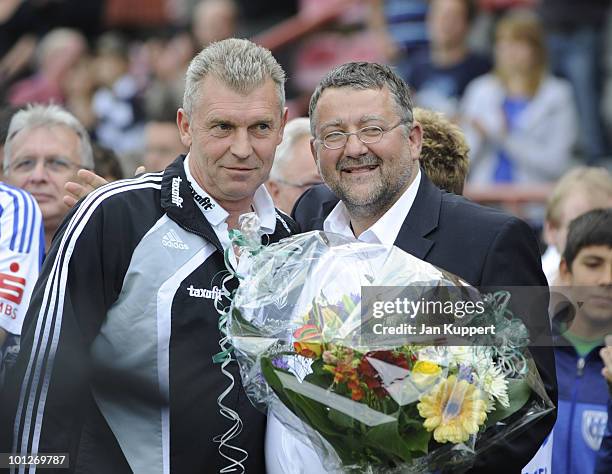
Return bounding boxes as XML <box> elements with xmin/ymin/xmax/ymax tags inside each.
<box><xmin>1</xmin><ymin>39</ymin><xmax>296</xmax><ymax>474</ymax></box>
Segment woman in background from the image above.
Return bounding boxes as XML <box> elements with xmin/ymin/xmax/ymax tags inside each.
<box><xmin>460</xmin><ymin>11</ymin><xmax>577</xmax><ymax>185</ymax></box>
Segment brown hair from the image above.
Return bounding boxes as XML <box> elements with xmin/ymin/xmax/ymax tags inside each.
<box><xmin>494</xmin><ymin>11</ymin><xmax>547</xmax><ymax>97</ymax></box>
<box><xmin>415</xmin><ymin>107</ymin><xmax>469</xmax><ymax>195</ymax></box>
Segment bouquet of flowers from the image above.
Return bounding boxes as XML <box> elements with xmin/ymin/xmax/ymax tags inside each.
<box><xmin>227</xmin><ymin>230</ymin><xmax>554</xmax><ymax>473</ymax></box>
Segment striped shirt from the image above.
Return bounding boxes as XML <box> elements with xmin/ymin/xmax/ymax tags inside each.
<box><xmin>0</xmin><ymin>182</ymin><xmax>44</xmax><ymax>335</ymax></box>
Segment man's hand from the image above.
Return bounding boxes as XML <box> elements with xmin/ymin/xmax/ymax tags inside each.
<box><xmin>63</xmin><ymin>169</ymin><xmax>109</xmax><ymax>208</ymax></box>
<box><xmin>601</xmin><ymin>335</ymin><xmax>612</xmax><ymax>384</ymax></box>
<box><xmin>64</xmin><ymin>167</ymin><xmax>148</xmax><ymax>208</ymax></box>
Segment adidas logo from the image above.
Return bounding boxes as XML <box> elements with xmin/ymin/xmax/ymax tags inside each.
<box><xmin>162</xmin><ymin>229</ymin><xmax>189</xmax><ymax>250</ymax></box>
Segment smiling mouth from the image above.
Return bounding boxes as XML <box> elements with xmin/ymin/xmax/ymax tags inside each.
<box><xmin>341</xmin><ymin>165</ymin><xmax>379</xmax><ymax>173</ymax></box>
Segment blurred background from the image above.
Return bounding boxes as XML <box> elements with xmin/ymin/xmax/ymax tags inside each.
<box><xmin>1</xmin><ymin>0</ymin><xmax>611</xmax><ymax>225</ymax></box>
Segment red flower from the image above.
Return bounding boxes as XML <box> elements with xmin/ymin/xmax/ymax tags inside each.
<box><xmin>351</xmin><ymin>387</ymin><xmax>364</xmax><ymax>401</ymax></box>
<box><xmin>373</xmin><ymin>387</ymin><xmax>387</xmax><ymax>398</ymax></box>
<box><xmin>358</xmin><ymin>358</ymin><xmax>377</xmax><ymax>377</ymax></box>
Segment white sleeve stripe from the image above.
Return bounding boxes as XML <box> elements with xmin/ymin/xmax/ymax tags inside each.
<box><xmin>0</xmin><ymin>185</ymin><xmax>42</xmax><ymax>256</ymax></box>
<box><xmin>13</xmin><ymin>175</ymin><xmax>163</xmax><ymax>467</ymax></box>
<box><xmin>0</xmin><ymin>186</ymin><xmax>28</xmax><ymax>253</ymax></box>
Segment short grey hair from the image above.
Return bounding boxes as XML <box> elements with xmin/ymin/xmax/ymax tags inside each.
<box><xmin>4</xmin><ymin>104</ymin><xmax>94</xmax><ymax>173</ymax></box>
<box><xmin>270</xmin><ymin>117</ymin><xmax>311</xmax><ymax>181</ymax></box>
<box><xmin>183</xmin><ymin>38</ymin><xmax>285</xmax><ymax>117</ymax></box>
<box><xmin>308</xmin><ymin>62</ymin><xmax>414</xmax><ymax>135</ymax></box>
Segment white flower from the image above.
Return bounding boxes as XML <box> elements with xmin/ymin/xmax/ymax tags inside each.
<box><xmin>475</xmin><ymin>361</ymin><xmax>509</xmax><ymax>408</ymax></box>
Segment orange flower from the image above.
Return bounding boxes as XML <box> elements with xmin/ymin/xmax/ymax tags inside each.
<box><xmin>293</xmin><ymin>341</ymin><xmax>322</xmax><ymax>358</ymax></box>
<box><xmin>293</xmin><ymin>324</ymin><xmax>323</xmax><ymax>358</ymax></box>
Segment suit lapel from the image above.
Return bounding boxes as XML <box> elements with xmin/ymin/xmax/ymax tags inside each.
<box><xmin>394</xmin><ymin>173</ymin><xmax>441</xmax><ymax>260</ymax></box>
<box><xmin>309</xmin><ymin>198</ymin><xmax>338</xmax><ymax>231</ymax></box>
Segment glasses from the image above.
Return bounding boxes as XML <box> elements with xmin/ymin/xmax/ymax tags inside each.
<box><xmin>9</xmin><ymin>156</ymin><xmax>83</xmax><ymax>175</ymax></box>
<box><xmin>320</xmin><ymin>120</ymin><xmax>409</xmax><ymax>150</ymax></box>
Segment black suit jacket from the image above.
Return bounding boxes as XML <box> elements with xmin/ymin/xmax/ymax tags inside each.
<box><xmin>292</xmin><ymin>174</ymin><xmax>557</xmax><ymax>474</ymax></box>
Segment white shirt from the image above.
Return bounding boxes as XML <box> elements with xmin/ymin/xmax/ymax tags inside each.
<box><xmin>267</xmin><ymin>171</ymin><xmax>421</xmax><ymax>474</ymax></box>
<box><xmin>541</xmin><ymin>245</ymin><xmax>561</xmax><ymax>286</ymax></box>
<box><xmin>323</xmin><ymin>170</ymin><xmax>421</xmax><ymax>244</ymax></box>
<box><xmin>183</xmin><ymin>154</ymin><xmax>277</xmax><ymax>269</ymax></box>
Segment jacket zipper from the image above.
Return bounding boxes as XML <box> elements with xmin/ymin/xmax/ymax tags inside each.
<box><xmin>566</xmin><ymin>356</ymin><xmax>585</xmax><ymax>474</ymax></box>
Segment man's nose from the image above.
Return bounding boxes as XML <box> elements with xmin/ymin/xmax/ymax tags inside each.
<box><xmin>230</xmin><ymin>128</ymin><xmax>253</xmax><ymax>159</ymax></box>
<box><xmin>28</xmin><ymin>161</ymin><xmax>49</xmax><ymax>182</ymax></box>
<box><xmin>343</xmin><ymin>133</ymin><xmax>369</xmax><ymax>158</ymax></box>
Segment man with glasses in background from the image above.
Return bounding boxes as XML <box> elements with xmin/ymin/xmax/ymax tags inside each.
<box><xmin>3</xmin><ymin>104</ymin><xmax>93</xmax><ymax>252</ymax></box>
<box><xmin>266</xmin><ymin>117</ymin><xmax>322</xmax><ymax>214</ymax></box>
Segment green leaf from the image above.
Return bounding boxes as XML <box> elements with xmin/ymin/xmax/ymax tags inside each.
<box><xmin>485</xmin><ymin>379</ymin><xmax>531</xmax><ymax>427</ymax></box>
<box><xmin>363</xmin><ymin>421</ymin><xmax>424</xmax><ymax>463</ymax></box>
<box><xmin>342</xmin><ymin>294</ymin><xmax>357</xmax><ymax>314</ymax></box>
<box><xmin>328</xmin><ymin>408</ymin><xmax>356</xmax><ymax>430</ymax></box>
<box><xmin>261</xmin><ymin>357</ymin><xmax>360</xmax><ymax>463</ymax></box>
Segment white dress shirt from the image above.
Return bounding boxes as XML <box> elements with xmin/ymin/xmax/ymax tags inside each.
<box><xmin>183</xmin><ymin>154</ymin><xmax>276</xmax><ymax>269</ymax></box>
<box><xmin>323</xmin><ymin>170</ymin><xmax>421</xmax><ymax>244</ymax></box>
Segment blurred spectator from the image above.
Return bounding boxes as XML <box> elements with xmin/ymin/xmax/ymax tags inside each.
<box><xmin>460</xmin><ymin>11</ymin><xmax>577</xmax><ymax>184</ymax></box>
<box><xmin>192</xmin><ymin>0</ymin><xmax>238</xmax><ymax>48</ymax></box>
<box><xmin>553</xmin><ymin>208</ymin><xmax>612</xmax><ymax>474</ymax></box>
<box><xmin>144</xmin><ymin>0</ymin><xmax>238</xmax><ymax>123</ymax></box>
<box><xmin>234</xmin><ymin>0</ymin><xmax>297</xmax><ymax>34</ymax></box>
<box><xmin>406</xmin><ymin>0</ymin><xmax>491</xmax><ymax>117</ymax></box>
<box><xmin>0</xmin><ymin>0</ymin><xmax>103</xmax><ymax>92</ymax></box>
<box><xmin>414</xmin><ymin>107</ymin><xmax>470</xmax><ymax>195</ymax></box>
<box><xmin>542</xmin><ymin>167</ymin><xmax>612</xmax><ymax>285</ymax></box>
<box><xmin>3</xmin><ymin>104</ymin><xmax>94</xmax><ymax>251</ymax></box>
<box><xmin>266</xmin><ymin>117</ymin><xmax>321</xmax><ymax>214</ymax></box>
<box><xmin>93</xmin><ymin>144</ymin><xmax>123</xmax><ymax>182</ymax></box>
<box><xmin>0</xmin><ymin>105</ymin><xmax>18</xmax><ymax>180</ymax></box>
<box><xmin>92</xmin><ymin>32</ymin><xmax>145</xmax><ymax>155</ymax></box>
<box><xmin>143</xmin><ymin>33</ymin><xmax>195</xmax><ymax>123</ymax></box>
<box><xmin>8</xmin><ymin>28</ymin><xmax>87</xmax><ymax>107</ymax></box>
<box><xmin>538</xmin><ymin>0</ymin><xmax>611</xmax><ymax>164</ymax></box>
<box><xmin>291</xmin><ymin>1</ymin><xmax>384</xmax><ymax>98</ymax></box>
<box><xmin>368</xmin><ymin>0</ymin><xmax>429</xmax><ymax>64</ymax></box>
<box><xmin>143</xmin><ymin>119</ymin><xmax>188</xmax><ymax>172</ymax></box>
<box><xmin>63</xmin><ymin>56</ymin><xmax>98</xmax><ymax>133</ymax></box>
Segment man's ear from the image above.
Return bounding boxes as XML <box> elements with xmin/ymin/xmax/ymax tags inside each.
<box><xmin>277</xmin><ymin>107</ymin><xmax>289</xmax><ymax>145</ymax></box>
<box><xmin>177</xmin><ymin>108</ymin><xmax>192</xmax><ymax>149</ymax></box>
<box><xmin>310</xmin><ymin>137</ymin><xmax>318</xmax><ymax>165</ymax></box>
<box><xmin>409</xmin><ymin>120</ymin><xmax>423</xmax><ymax>162</ymax></box>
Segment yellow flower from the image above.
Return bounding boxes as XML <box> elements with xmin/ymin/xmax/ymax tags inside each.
<box><xmin>412</xmin><ymin>361</ymin><xmax>442</xmax><ymax>389</ymax></box>
<box><xmin>413</xmin><ymin>361</ymin><xmax>441</xmax><ymax>375</ymax></box>
<box><xmin>417</xmin><ymin>375</ymin><xmax>487</xmax><ymax>444</ymax></box>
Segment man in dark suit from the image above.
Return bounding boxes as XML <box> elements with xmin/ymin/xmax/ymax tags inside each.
<box><xmin>292</xmin><ymin>61</ymin><xmax>556</xmax><ymax>473</ymax></box>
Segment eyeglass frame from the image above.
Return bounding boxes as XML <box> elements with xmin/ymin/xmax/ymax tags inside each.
<box><xmin>317</xmin><ymin>118</ymin><xmax>412</xmax><ymax>150</ymax></box>
<box><xmin>6</xmin><ymin>155</ymin><xmax>90</xmax><ymax>176</ymax></box>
